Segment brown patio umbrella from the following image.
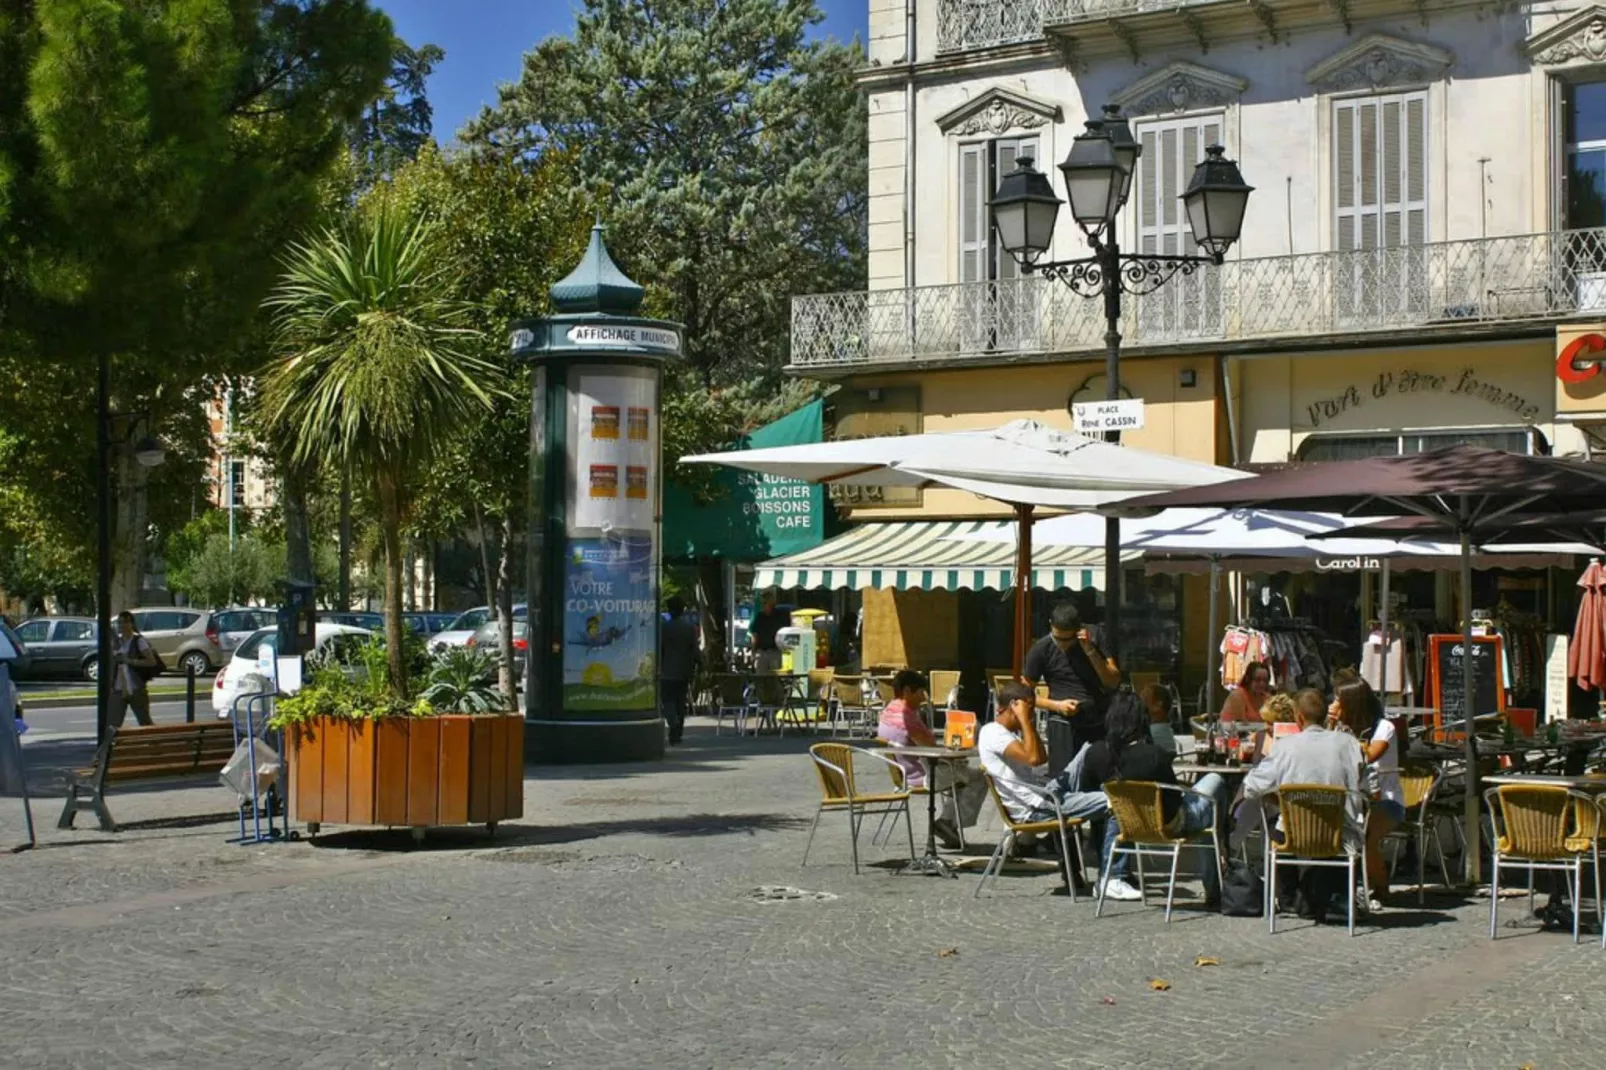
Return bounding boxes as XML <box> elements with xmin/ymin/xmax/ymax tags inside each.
<box><xmin>1570</xmin><ymin>561</ymin><xmax>1606</xmax><ymax>695</ymax></box>
<box><xmin>1119</xmin><ymin>445</ymin><xmax>1606</xmax><ymax>883</ymax></box>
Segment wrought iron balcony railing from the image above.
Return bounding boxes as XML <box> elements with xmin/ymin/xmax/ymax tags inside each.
<box><xmin>937</xmin><ymin>0</ymin><xmax>1216</xmax><ymax>53</ymax></box>
<box><xmin>790</xmin><ymin>228</ymin><xmax>1606</xmax><ymax>369</ymax></box>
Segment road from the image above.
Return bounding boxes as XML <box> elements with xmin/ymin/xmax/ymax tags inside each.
<box><xmin>19</xmin><ymin>697</ymin><xmax>202</xmax><ymax>738</ymax></box>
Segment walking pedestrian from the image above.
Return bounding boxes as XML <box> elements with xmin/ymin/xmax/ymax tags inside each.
<box><xmin>660</xmin><ymin>596</ymin><xmax>701</xmax><ymax>745</ymax></box>
<box><xmin>111</xmin><ymin>611</ymin><xmax>158</xmax><ymax>728</ymax></box>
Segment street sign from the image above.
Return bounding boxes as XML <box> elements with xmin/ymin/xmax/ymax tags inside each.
<box><xmin>1072</xmin><ymin>397</ymin><xmax>1145</xmax><ymax>434</ymax></box>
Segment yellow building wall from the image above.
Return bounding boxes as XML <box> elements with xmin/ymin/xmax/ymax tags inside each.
<box><xmin>846</xmin><ymin>355</ymin><xmax>1220</xmax><ymax>520</ymax></box>
<box><xmin>1236</xmin><ymin>339</ymin><xmax>1556</xmax><ymax>463</ymax></box>
<box><xmin>860</xmin><ymin>587</ymin><xmax>960</xmax><ymax>669</ymax></box>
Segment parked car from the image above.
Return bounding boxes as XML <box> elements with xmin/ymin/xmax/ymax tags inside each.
<box><xmin>402</xmin><ymin>611</ymin><xmax>458</xmax><ymax>636</ymax></box>
<box><xmin>12</xmin><ymin>616</ymin><xmax>94</xmax><ymax>680</ymax></box>
<box><xmin>211</xmin><ymin>607</ymin><xmax>279</xmax><ymax>655</ymax></box>
<box><xmin>212</xmin><ymin>622</ymin><xmax>371</xmax><ymax>716</ymax></box>
<box><xmin>1</xmin><ymin>616</ymin><xmax>32</xmax><ymax>680</ymax></box>
<box><xmin>429</xmin><ymin>606</ymin><xmax>491</xmax><ymax>651</ymax></box>
<box><xmin>465</xmin><ymin>616</ymin><xmax>528</xmax><ymax>677</ymax></box>
<box><xmin>126</xmin><ymin>607</ymin><xmax>228</xmax><ymax>677</ymax></box>
<box><xmin>318</xmin><ymin>610</ymin><xmax>384</xmax><ymax>631</ymax></box>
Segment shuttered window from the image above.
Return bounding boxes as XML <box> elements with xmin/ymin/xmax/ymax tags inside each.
<box><xmin>957</xmin><ymin>135</ymin><xmax>1040</xmax><ymax>283</ymax></box>
<box><xmin>1333</xmin><ymin>91</ymin><xmax>1427</xmax><ymax>251</ymax></box>
<box><xmin>1133</xmin><ymin>113</ymin><xmax>1223</xmax><ymax>338</ymax></box>
<box><xmin>1136</xmin><ymin>114</ymin><xmax>1222</xmax><ymax>258</ymax></box>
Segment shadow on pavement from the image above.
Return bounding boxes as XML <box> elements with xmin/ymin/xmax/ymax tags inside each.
<box><xmin>304</xmin><ymin>811</ymin><xmax>812</xmax><ymax>853</ymax></box>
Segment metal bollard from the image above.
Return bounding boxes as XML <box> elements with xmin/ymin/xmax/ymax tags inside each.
<box><xmin>185</xmin><ymin>663</ymin><xmax>196</xmax><ymax>723</ymax></box>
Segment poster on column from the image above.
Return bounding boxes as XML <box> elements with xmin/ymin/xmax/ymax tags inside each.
<box><xmin>574</xmin><ymin>372</ymin><xmax>656</xmax><ymax>532</ymax></box>
<box><xmin>563</xmin><ymin>536</ymin><xmax>657</xmax><ymax>712</ymax></box>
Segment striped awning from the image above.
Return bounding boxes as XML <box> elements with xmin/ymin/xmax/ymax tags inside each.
<box><xmin>754</xmin><ymin>520</ymin><xmax>1140</xmax><ymax>592</ymax></box>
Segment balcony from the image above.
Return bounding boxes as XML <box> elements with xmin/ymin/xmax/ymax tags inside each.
<box><xmin>790</xmin><ymin>228</ymin><xmax>1606</xmax><ymax>371</ymax></box>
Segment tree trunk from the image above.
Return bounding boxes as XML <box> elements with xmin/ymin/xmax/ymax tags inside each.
<box><xmin>376</xmin><ymin>474</ymin><xmax>408</xmax><ymax>697</ymax></box>
<box><xmin>405</xmin><ymin>539</ymin><xmax>417</xmax><ymax>610</ymax></box>
<box><xmin>473</xmin><ymin>500</ymin><xmax>496</xmax><ymax>611</ymax></box>
<box><xmin>283</xmin><ymin>463</ymin><xmax>314</xmax><ymax>587</ymax></box>
<box><xmin>694</xmin><ymin>557</ymin><xmax>728</xmax><ymax>670</ymax></box>
<box><xmin>338</xmin><ymin>468</ymin><xmax>352</xmax><ymax>610</ymax></box>
<box><xmin>111</xmin><ymin>445</ymin><xmax>148</xmax><ymax>610</ymax></box>
<box><xmin>495</xmin><ymin>514</ymin><xmax>517</xmax><ymax>710</ymax></box>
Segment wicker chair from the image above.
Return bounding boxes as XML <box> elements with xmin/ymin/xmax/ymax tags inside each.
<box><xmin>825</xmin><ymin>675</ymin><xmax>875</xmax><ymax>738</ymax></box>
<box><xmin>711</xmin><ymin>673</ymin><xmax>751</xmax><ymax>736</ymax></box>
<box><xmin>1384</xmin><ymin>764</ymin><xmax>1448</xmax><ymax>904</ymax></box>
<box><xmin>1264</xmin><ymin>784</ymin><xmax>1367</xmax><ymax>936</ymax></box>
<box><xmin>802</xmin><ymin>743</ymin><xmax>915</xmax><ymax>875</ymax></box>
<box><xmin>1484</xmin><ymin>784</ymin><xmax>1603</xmax><ymax>944</ymax></box>
<box><xmin>1097</xmin><ymin>779</ymin><xmax>1222</xmax><ymax>923</ymax></box>
<box><xmin>973</xmin><ymin>773</ymin><xmax>1088</xmax><ymax>900</ymax></box>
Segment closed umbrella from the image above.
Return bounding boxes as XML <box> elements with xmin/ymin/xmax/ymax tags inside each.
<box><xmin>1570</xmin><ymin>561</ymin><xmax>1606</xmax><ymax>694</ymax></box>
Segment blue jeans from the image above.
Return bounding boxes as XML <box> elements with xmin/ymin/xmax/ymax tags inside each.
<box><xmin>1103</xmin><ymin>773</ymin><xmax>1230</xmax><ymax>899</ymax></box>
<box><xmin>1023</xmin><ymin>743</ymin><xmax>1110</xmax><ymax>825</ymax></box>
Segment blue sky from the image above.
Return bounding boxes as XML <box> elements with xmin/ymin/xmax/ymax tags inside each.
<box><xmin>374</xmin><ymin>1</ymin><xmax>869</xmax><ymax>142</ymax></box>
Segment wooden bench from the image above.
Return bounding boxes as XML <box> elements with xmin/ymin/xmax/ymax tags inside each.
<box><xmin>58</xmin><ymin>722</ymin><xmax>238</xmax><ymax>832</ymax></box>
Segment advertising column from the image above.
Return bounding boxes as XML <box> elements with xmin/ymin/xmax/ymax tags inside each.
<box><xmin>511</xmin><ymin>223</ymin><xmax>681</xmax><ymax>764</ymax></box>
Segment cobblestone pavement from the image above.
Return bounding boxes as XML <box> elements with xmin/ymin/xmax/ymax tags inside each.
<box><xmin>3</xmin><ymin>720</ymin><xmax>1604</xmax><ymax>1069</ymax></box>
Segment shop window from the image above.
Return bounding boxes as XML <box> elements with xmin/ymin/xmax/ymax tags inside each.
<box><xmin>1297</xmin><ymin>428</ymin><xmax>1540</xmax><ymax>462</ymax></box>
<box><xmin>1133</xmin><ymin>113</ymin><xmax>1224</xmax><ymax>342</ymax></box>
<box><xmin>958</xmin><ymin>134</ymin><xmax>1039</xmax><ymax>352</ymax></box>
<box><xmin>1332</xmin><ymin>91</ymin><xmax>1428</xmax><ymax>324</ymax></box>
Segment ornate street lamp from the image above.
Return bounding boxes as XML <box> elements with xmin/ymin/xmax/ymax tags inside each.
<box><xmin>989</xmin><ymin>103</ymin><xmax>1253</xmax><ymax>666</ymax></box>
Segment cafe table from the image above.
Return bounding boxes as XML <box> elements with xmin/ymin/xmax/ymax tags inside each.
<box><xmin>872</xmin><ymin>744</ymin><xmax>976</xmax><ymax>878</ymax></box>
<box><xmin>1172</xmin><ymin>761</ymin><xmax>1253</xmax><ymax>783</ymax></box>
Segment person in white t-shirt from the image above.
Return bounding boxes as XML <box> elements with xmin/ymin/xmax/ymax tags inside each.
<box><xmin>977</xmin><ymin>682</ymin><xmax>1109</xmax><ymax>832</ymax></box>
<box><xmin>1333</xmin><ymin>676</ymin><xmax>1403</xmax><ymax>905</ymax></box>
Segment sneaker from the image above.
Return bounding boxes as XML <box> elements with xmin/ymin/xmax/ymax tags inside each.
<box><xmin>1099</xmin><ymin>877</ymin><xmax>1143</xmax><ymax>902</ymax></box>
<box><xmin>931</xmin><ymin>817</ymin><xmax>963</xmax><ymax>850</ymax></box>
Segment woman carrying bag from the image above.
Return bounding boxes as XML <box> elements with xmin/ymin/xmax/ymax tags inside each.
<box><xmin>111</xmin><ymin>611</ymin><xmax>161</xmax><ymax>728</ymax></box>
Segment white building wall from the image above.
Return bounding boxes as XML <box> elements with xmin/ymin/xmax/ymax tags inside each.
<box><xmin>866</xmin><ymin>2</ymin><xmax>1605</xmax><ymax>288</ymax></box>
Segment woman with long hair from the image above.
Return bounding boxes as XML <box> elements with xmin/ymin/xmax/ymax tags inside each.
<box><xmin>1221</xmin><ymin>661</ymin><xmax>1271</xmax><ymax>723</ymax></box>
<box><xmin>1331</xmin><ymin>675</ymin><xmax>1401</xmax><ymax>907</ymax></box>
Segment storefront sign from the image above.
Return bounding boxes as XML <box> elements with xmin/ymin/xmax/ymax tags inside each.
<box><xmin>1557</xmin><ymin>333</ymin><xmax>1606</xmax><ymax>384</ymax></box>
<box><xmin>566</xmin><ymin>324</ymin><xmax>680</xmax><ymax>352</ymax></box>
<box><xmin>562</xmin><ymin>537</ymin><xmax>657</xmax><ymax>712</ymax></box>
<box><xmin>573</xmin><ymin>372</ymin><xmax>656</xmax><ymax>532</ymax></box>
<box><xmin>831</xmin><ymin>386</ymin><xmax>921</xmax><ymax>508</ymax></box>
<box><xmin>1315</xmin><ymin>556</ymin><xmax>1381</xmax><ymax>571</ymax></box>
<box><xmin>1306</xmin><ymin>367</ymin><xmax>1540</xmax><ymax>428</ymax></box>
<box><xmin>748</xmin><ymin>475</ymin><xmax>818</xmax><ymax>532</ymax></box>
<box><xmin>1072</xmin><ymin>398</ymin><xmax>1145</xmax><ymax>434</ymax></box>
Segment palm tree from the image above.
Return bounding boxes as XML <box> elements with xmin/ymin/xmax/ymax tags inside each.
<box><xmin>261</xmin><ymin>200</ymin><xmax>500</xmax><ymax>695</ymax></box>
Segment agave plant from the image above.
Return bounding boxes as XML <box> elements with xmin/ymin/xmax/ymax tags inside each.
<box><xmin>422</xmin><ymin>646</ymin><xmax>506</xmax><ymax>714</ymax></box>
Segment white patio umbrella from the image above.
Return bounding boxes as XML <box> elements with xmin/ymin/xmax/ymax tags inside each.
<box><xmin>682</xmin><ymin>419</ymin><xmax>1246</xmax><ymax>673</ymax></box>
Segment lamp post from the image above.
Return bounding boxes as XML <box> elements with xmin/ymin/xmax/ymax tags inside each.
<box><xmin>990</xmin><ymin>103</ymin><xmax>1253</xmax><ymax>665</ymax></box>
<box><xmin>95</xmin><ymin>350</ymin><xmax>166</xmax><ymax>744</ymax></box>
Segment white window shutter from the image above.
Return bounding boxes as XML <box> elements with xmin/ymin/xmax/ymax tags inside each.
<box><xmin>1133</xmin><ymin>113</ymin><xmax>1226</xmax><ymax>338</ymax></box>
<box><xmin>959</xmin><ymin>142</ymin><xmax>985</xmax><ymax>284</ymax></box>
<box><xmin>994</xmin><ymin>135</ymin><xmax>1037</xmax><ymax>282</ymax></box>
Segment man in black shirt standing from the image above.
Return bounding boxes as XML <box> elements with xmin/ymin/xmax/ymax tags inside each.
<box><xmin>1021</xmin><ymin>602</ymin><xmax>1120</xmax><ymax>756</ymax></box>
<box><xmin>749</xmin><ymin>591</ymin><xmax>789</xmax><ymax>673</ymax></box>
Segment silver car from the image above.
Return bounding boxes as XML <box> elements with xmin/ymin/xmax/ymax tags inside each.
<box><xmin>12</xmin><ymin>616</ymin><xmax>95</xmax><ymax>680</ymax></box>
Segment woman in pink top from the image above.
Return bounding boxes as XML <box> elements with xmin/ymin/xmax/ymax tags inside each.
<box><xmin>877</xmin><ymin>670</ymin><xmax>985</xmax><ymax>848</ymax></box>
<box><xmin>1220</xmin><ymin>661</ymin><xmax>1271</xmax><ymax>724</ymax></box>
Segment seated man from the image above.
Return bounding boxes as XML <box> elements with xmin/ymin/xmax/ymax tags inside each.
<box><xmin>977</xmin><ymin>681</ymin><xmax>1108</xmax><ymax>878</ymax></box>
<box><xmin>1138</xmin><ymin>683</ymin><xmax>1178</xmax><ymax>756</ymax></box>
<box><xmin>1083</xmin><ymin>693</ymin><xmax>1231</xmax><ymax>904</ymax></box>
<box><xmin>877</xmin><ymin>670</ymin><xmax>985</xmax><ymax>849</ymax></box>
<box><xmin>1241</xmin><ymin>687</ymin><xmax>1366</xmax><ymax>920</ymax></box>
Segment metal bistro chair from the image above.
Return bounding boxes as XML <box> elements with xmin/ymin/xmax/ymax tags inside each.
<box><xmin>1484</xmin><ymin>783</ymin><xmax>1604</xmax><ymax>945</ymax></box>
<box><xmin>1097</xmin><ymin>779</ymin><xmax>1223</xmax><ymax>923</ymax></box>
<box><xmin>802</xmin><ymin>743</ymin><xmax>915</xmax><ymax>875</ymax></box>
<box><xmin>826</xmin><ymin>674</ymin><xmax>876</xmax><ymax>738</ymax></box>
<box><xmin>712</xmin><ymin>673</ymin><xmax>752</xmax><ymax>736</ymax></box>
<box><xmin>1384</xmin><ymin>764</ymin><xmax>1450</xmax><ymax>904</ymax></box>
<box><xmin>974</xmin><ymin>773</ymin><xmax>1089</xmax><ymax>901</ymax></box>
<box><xmin>1264</xmin><ymin>784</ymin><xmax>1368</xmax><ymax>936</ymax></box>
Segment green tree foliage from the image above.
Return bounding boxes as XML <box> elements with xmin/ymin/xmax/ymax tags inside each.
<box><xmin>260</xmin><ymin>199</ymin><xmax>501</xmax><ymax>694</ymax></box>
<box><xmin>0</xmin><ymin>1</ymin><xmax>397</xmax><ymax>607</ymax></box>
<box><xmin>352</xmin><ymin>39</ymin><xmax>446</xmax><ymax>186</ymax></box>
<box><xmin>464</xmin><ymin>0</ymin><xmax>866</xmax><ymax>449</ymax></box>
<box><xmin>167</xmin><ymin>531</ymin><xmax>286</xmax><ymax>608</ymax></box>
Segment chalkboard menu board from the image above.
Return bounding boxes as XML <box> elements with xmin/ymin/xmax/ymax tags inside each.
<box><xmin>1429</xmin><ymin>634</ymin><xmax>1505</xmax><ymax>726</ymax></box>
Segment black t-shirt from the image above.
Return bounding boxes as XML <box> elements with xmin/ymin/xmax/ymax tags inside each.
<box><xmin>1080</xmin><ymin>739</ymin><xmax>1181</xmax><ymax>824</ymax></box>
<box><xmin>750</xmin><ymin>607</ymin><xmax>789</xmax><ymax>651</ymax></box>
<box><xmin>1021</xmin><ymin>634</ymin><xmax>1108</xmax><ymax>724</ymax></box>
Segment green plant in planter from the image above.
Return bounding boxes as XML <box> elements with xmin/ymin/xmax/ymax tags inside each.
<box><xmin>422</xmin><ymin>646</ymin><xmax>507</xmax><ymax>714</ymax></box>
<box><xmin>268</xmin><ymin>662</ymin><xmax>436</xmax><ymax>729</ymax></box>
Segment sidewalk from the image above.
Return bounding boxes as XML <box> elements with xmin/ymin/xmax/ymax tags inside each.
<box><xmin>2</xmin><ymin>719</ymin><xmax>1601</xmax><ymax>1069</ymax></box>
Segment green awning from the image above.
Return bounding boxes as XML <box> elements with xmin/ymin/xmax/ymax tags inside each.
<box><xmin>754</xmin><ymin>520</ymin><xmax>1141</xmax><ymax>592</ymax></box>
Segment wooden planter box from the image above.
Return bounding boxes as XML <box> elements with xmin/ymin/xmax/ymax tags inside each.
<box><xmin>289</xmin><ymin>714</ymin><xmax>524</xmax><ymax>836</ymax></box>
